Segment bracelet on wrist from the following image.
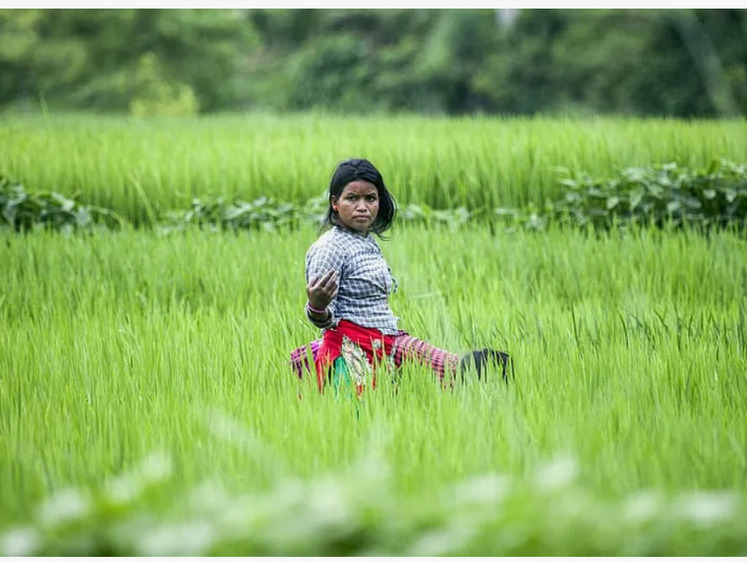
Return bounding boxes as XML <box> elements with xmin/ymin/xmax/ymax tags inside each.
<box><xmin>306</xmin><ymin>302</ymin><xmax>328</xmax><ymax>315</ymax></box>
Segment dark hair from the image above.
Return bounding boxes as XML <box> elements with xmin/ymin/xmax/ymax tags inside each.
<box><xmin>322</xmin><ymin>158</ymin><xmax>397</xmax><ymax>236</ymax></box>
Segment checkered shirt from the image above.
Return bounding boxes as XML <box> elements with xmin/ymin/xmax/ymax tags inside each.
<box><xmin>305</xmin><ymin>225</ymin><xmax>399</xmax><ymax>335</ymax></box>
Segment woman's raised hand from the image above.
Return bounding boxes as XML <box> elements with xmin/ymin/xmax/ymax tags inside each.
<box><xmin>307</xmin><ymin>269</ymin><xmax>339</xmax><ymax>310</ymax></box>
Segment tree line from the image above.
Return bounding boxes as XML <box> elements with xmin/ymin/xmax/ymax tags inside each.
<box><xmin>1</xmin><ymin>9</ymin><xmax>745</xmax><ymax>117</ymax></box>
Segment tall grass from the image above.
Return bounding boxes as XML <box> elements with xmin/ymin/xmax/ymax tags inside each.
<box><xmin>1</xmin><ymin>113</ymin><xmax>744</xmax><ymax>224</ymax></box>
<box><xmin>1</xmin><ymin>224</ymin><xmax>746</xmax><ymax>554</ymax></box>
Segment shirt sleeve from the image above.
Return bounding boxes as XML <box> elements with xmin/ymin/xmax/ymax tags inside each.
<box><xmin>305</xmin><ymin>237</ymin><xmax>346</xmax><ymax>285</ymax></box>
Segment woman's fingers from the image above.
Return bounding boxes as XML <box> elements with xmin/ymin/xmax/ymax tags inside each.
<box><xmin>319</xmin><ymin>269</ymin><xmax>338</xmax><ymax>288</ymax></box>
<box><xmin>307</xmin><ymin>269</ymin><xmax>339</xmax><ymax>307</ymax></box>
<box><xmin>320</xmin><ymin>269</ymin><xmax>337</xmax><ymax>286</ymax></box>
<box><xmin>309</xmin><ymin>269</ymin><xmax>336</xmax><ymax>288</ymax></box>
<box><xmin>325</xmin><ymin>272</ymin><xmax>339</xmax><ymax>290</ymax></box>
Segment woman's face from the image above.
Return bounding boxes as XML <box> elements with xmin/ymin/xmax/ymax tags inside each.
<box><xmin>331</xmin><ymin>180</ymin><xmax>380</xmax><ymax>235</ymax></box>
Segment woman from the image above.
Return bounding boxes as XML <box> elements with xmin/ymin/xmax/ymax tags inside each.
<box><xmin>290</xmin><ymin>158</ymin><xmax>512</xmax><ymax>396</ymax></box>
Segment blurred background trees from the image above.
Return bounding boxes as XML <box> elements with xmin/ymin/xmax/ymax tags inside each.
<box><xmin>0</xmin><ymin>8</ymin><xmax>744</xmax><ymax>117</ymax></box>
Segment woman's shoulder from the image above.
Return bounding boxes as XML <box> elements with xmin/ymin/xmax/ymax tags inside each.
<box><xmin>310</xmin><ymin>227</ymin><xmax>338</xmax><ymax>247</ymax></box>
<box><xmin>307</xmin><ymin>227</ymin><xmax>345</xmax><ymax>256</ymax></box>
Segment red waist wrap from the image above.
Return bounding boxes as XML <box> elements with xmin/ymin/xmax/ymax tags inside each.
<box><xmin>314</xmin><ymin>319</ymin><xmax>397</xmax><ymax>392</ymax></box>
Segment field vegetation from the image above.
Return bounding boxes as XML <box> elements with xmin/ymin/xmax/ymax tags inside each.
<box><xmin>1</xmin><ymin>113</ymin><xmax>746</xmax><ymax>555</ymax></box>
<box><xmin>1</xmin><ymin>114</ymin><xmax>745</xmax><ymax>224</ymax></box>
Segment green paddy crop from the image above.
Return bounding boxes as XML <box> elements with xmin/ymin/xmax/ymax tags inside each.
<box><xmin>1</xmin><ymin>113</ymin><xmax>745</xmax><ymax>225</ymax></box>
<box><xmin>2</xmin><ymin>223</ymin><xmax>746</xmax><ymax>555</ymax></box>
<box><xmin>1</xmin><ymin>111</ymin><xmax>746</xmax><ymax>554</ymax></box>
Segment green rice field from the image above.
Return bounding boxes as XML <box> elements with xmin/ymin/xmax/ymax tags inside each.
<box><xmin>1</xmin><ymin>113</ymin><xmax>746</xmax><ymax>555</ymax></box>
<box><xmin>1</xmin><ymin>113</ymin><xmax>745</xmax><ymax>223</ymax></box>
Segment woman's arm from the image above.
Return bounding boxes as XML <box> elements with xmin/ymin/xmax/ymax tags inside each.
<box><xmin>305</xmin><ymin>240</ymin><xmax>344</xmax><ymax>328</ymax></box>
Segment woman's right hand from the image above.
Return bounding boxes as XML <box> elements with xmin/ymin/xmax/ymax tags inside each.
<box><xmin>307</xmin><ymin>269</ymin><xmax>339</xmax><ymax>311</ymax></box>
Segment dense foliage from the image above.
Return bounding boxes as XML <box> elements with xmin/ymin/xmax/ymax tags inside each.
<box><xmin>0</xmin><ymin>9</ymin><xmax>744</xmax><ymax>117</ymax></box>
<box><xmin>550</xmin><ymin>160</ymin><xmax>747</xmax><ymax>230</ymax></box>
<box><xmin>3</xmin><ymin>160</ymin><xmax>745</xmax><ymax>234</ymax></box>
<box><xmin>0</xmin><ymin>175</ymin><xmax>125</xmax><ymax>233</ymax></box>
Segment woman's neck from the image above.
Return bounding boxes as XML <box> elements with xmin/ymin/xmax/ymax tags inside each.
<box><xmin>336</xmin><ymin>224</ymin><xmax>369</xmax><ymax>237</ymax></box>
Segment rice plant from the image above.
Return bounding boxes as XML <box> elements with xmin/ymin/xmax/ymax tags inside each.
<box><xmin>1</xmin><ymin>113</ymin><xmax>744</xmax><ymax>225</ymax></box>
<box><xmin>1</xmin><ymin>224</ymin><xmax>746</xmax><ymax>554</ymax></box>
